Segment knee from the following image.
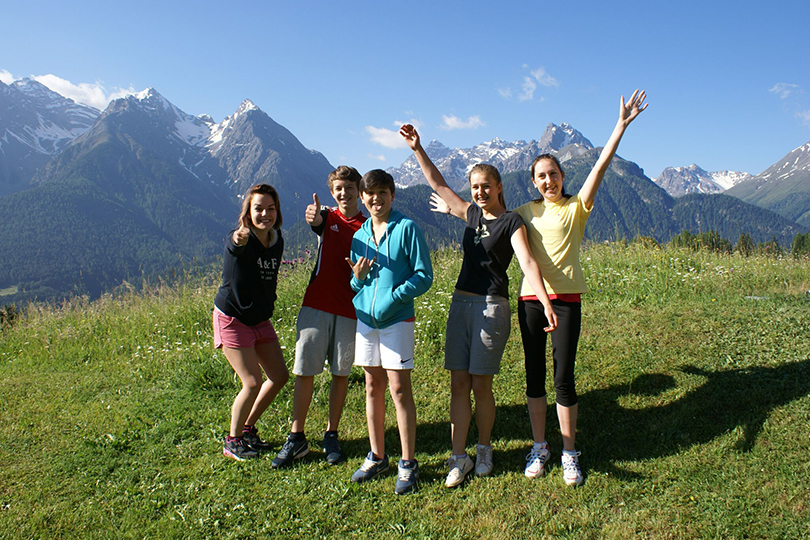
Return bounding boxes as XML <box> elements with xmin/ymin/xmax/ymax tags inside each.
<box><xmin>275</xmin><ymin>368</ymin><xmax>290</xmax><ymax>387</ymax></box>
<box><xmin>470</xmin><ymin>377</ymin><xmax>493</xmax><ymax>399</ymax></box>
<box><xmin>366</xmin><ymin>376</ymin><xmax>386</xmax><ymax>398</ymax></box>
<box><xmin>450</xmin><ymin>376</ymin><xmax>472</xmax><ymax>396</ymax></box>
<box><xmin>241</xmin><ymin>374</ymin><xmax>263</xmax><ymax>394</ymax></box>
<box><xmin>554</xmin><ymin>381</ymin><xmax>577</xmax><ymax>407</ymax></box>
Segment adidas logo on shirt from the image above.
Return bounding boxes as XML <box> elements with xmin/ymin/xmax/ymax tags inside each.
<box><xmin>331</xmin><ymin>224</ymin><xmax>339</xmax><ymax>232</ymax></box>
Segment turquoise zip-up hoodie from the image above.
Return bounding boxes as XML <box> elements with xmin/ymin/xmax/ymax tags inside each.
<box><xmin>349</xmin><ymin>209</ymin><xmax>433</xmax><ymax>329</ymax></box>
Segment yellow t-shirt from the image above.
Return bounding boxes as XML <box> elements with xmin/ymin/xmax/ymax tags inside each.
<box><xmin>515</xmin><ymin>194</ymin><xmax>591</xmax><ymax>296</ymax></box>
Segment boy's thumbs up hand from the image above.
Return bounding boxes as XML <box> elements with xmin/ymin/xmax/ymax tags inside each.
<box><xmin>305</xmin><ymin>193</ymin><xmax>323</xmax><ymax>225</ymax></box>
<box><xmin>233</xmin><ymin>216</ymin><xmax>251</xmax><ymax>246</ymax></box>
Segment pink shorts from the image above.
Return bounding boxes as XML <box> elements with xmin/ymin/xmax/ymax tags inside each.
<box><xmin>213</xmin><ymin>308</ymin><xmax>279</xmax><ymax>349</ymax></box>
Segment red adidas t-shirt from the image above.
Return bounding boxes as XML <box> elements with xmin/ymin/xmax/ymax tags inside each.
<box><xmin>302</xmin><ymin>207</ymin><xmax>366</xmax><ymax>319</ymax></box>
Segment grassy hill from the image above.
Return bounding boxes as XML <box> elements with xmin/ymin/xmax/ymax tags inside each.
<box><xmin>1</xmin><ymin>244</ymin><xmax>809</xmax><ymax>539</ymax></box>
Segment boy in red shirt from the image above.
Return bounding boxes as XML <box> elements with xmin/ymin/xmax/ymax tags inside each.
<box><xmin>273</xmin><ymin>166</ymin><xmax>366</xmax><ymax>468</ymax></box>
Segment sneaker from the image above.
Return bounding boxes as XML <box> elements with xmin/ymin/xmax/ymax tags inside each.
<box><xmin>271</xmin><ymin>435</ymin><xmax>310</xmax><ymax>468</ymax></box>
<box><xmin>242</xmin><ymin>427</ymin><xmax>273</xmax><ymax>452</ymax></box>
<box><xmin>445</xmin><ymin>454</ymin><xmax>474</xmax><ymax>488</ymax></box>
<box><xmin>351</xmin><ymin>452</ymin><xmax>389</xmax><ymax>483</ymax></box>
<box><xmin>561</xmin><ymin>451</ymin><xmax>584</xmax><ymax>486</ymax></box>
<box><xmin>394</xmin><ymin>459</ymin><xmax>419</xmax><ymax>495</ymax></box>
<box><xmin>223</xmin><ymin>436</ymin><xmax>258</xmax><ymax>461</ymax></box>
<box><xmin>322</xmin><ymin>432</ymin><xmax>346</xmax><ymax>465</ymax></box>
<box><xmin>474</xmin><ymin>444</ymin><xmax>493</xmax><ymax>477</ymax></box>
<box><xmin>524</xmin><ymin>443</ymin><xmax>551</xmax><ymax>478</ymax></box>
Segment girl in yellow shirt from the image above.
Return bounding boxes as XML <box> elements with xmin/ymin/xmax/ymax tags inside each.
<box><xmin>517</xmin><ymin>90</ymin><xmax>648</xmax><ymax>486</ymax></box>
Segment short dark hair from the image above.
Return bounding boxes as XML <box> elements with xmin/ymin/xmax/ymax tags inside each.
<box><xmin>239</xmin><ymin>184</ymin><xmax>283</xmax><ymax>229</ymax></box>
<box><xmin>327</xmin><ymin>165</ymin><xmax>362</xmax><ymax>191</ymax></box>
<box><xmin>359</xmin><ymin>169</ymin><xmax>395</xmax><ymax>195</ymax></box>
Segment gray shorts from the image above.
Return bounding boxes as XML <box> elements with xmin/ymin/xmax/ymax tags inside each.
<box><xmin>293</xmin><ymin>306</ymin><xmax>357</xmax><ymax>377</ymax></box>
<box><xmin>444</xmin><ymin>293</ymin><xmax>511</xmax><ymax>375</ymax></box>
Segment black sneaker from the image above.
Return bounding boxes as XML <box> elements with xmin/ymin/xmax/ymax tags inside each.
<box><xmin>323</xmin><ymin>432</ymin><xmax>346</xmax><ymax>465</ymax></box>
<box><xmin>350</xmin><ymin>452</ymin><xmax>389</xmax><ymax>483</ymax></box>
<box><xmin>223</xmin><ymin>436</ymin><xmax>258</xmax><ymax>461</ymax></box>
<box><xmin>242</xmin><ymin>427</ymin><xmax>273</xmax><ymax>453</ymax></box>
<box><xmin>271</xmin><ymin>435</ymin><xmax>310</xmax><ymax>468</ymax></box>
<box><xmin>395</xmin><ymin>459</ymin><xmax>419</xmax><ymax>495</ymax></box>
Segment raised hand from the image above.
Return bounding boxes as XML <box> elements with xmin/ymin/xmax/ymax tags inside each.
<box><xmin>620</xmin><ymin>89</ymin><xmax>648</xmax><ymax>126</ymax></box>
<box><xmin>233</xmin><ymin>215</ymin><xmax>251</xmax><ymax>246</ymax></box>
<box><xmin>345</xmin><ymin>256</ymin><xmax>375</xmax><ymax>281</ymax></box>
<box><xmin>399</xmin><ymin>124</ymin><xmax>421</xmax><ymax>151</ymax></box>
<box><xmin>305</xmin><ymin>193</ymin><xmax>322</xmax><ymax>225</ymax></box>
<box><xmin>429</xmin><ymin>192</ymin><xmax>451</xmax><ymax>214</ymax></box>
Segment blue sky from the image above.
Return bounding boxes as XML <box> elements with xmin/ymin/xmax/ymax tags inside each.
<box><xmin>3</xmin><ymin>0</ymin><xmax>810</xmax><ymax>179</ymax></box>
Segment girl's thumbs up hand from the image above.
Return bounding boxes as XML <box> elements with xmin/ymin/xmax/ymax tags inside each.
<box><xmin>233</xmin><ymin>216</ymin><xmax>251</xmax><ymax>246</ymax></box>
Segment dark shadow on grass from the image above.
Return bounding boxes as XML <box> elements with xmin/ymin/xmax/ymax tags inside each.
<box><xmin>580</xmin><ymin>358</ymin><xmax>810</xmax><ymax>477</ymax></box>
<box><xmin>486</xmin><ymin>358</ymin><xmax>810</xmax><ymax>480</ymax></box>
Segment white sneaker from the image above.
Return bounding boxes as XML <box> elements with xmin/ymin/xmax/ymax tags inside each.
<box><xmin>474</xmin><ymin>444</ymin><xmax>493</xmax><ymax>477</ymax></box>
<box><xmin>524</xmin><ymin>443</ymin><xmax>551</xmax><ymax>478</ymax></box>
<box><xmin>445</xmin><ymin>454</ymin><xmax>474</xmax><ymax>488</ymax></box>
<box><xmin>561</xmin><ymin>451</ymin><xmax>583</xmax><ymax>486</ymax></box>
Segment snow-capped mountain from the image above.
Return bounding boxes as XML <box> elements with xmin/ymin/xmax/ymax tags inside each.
<box><xmin>389</xmin><ymin>123</ymin><xmax>593</xmax><ymax>191</ymax></box>
<box><xmin>0</xmin><ymin>78</ymin><xmax>99</xmax><ymax>195</ymax></box>
<box><xmin>726</xmin><ymin>141</ymin><xmax>810</xmax><ymax>227</ymax></box>
<box><xmin>654</xmin><ymin>164</ymin><xmax>752</xmax><ymax>197</ymax></box>
<box><xmin>11</xmin><ymin>86</ymin><xmax>337</xmax><ymax>302</ymax></box>
<box><xmin>203</xmin><ymin>97</ymin><xmax>335</xmax><ymax>200</ymax></box>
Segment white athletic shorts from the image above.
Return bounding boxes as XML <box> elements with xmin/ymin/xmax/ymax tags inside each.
<box><xmin>354</xmin><ymin>319</ymin><xmax>415</xmax><ymax>370</ymax></box>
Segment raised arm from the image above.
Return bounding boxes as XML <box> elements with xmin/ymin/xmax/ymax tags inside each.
<box><xmin>511</xmin><ymin>226</ymin><xmax>557</xmax><ymax>332</ymax></box>
<box><xmin>400</xmin><ymin>124</ymin><xmax>470</xmax><ymax>220</ymax></box>
<box><xmin>579</xmin><ymin>89</ymin><xmax>648</xmax><ymax>209</ymax></box>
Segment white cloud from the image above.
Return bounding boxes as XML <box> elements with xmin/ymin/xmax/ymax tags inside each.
<box><xmin>367</xmin><ymin>153</ymin><xmax>387</xmax><ymax>162</ymax></box>
<box><xmin>769</xmin><ymin>83</ymin><xmax>799</xmax><ymax>99</ymax></box>
<box><xmin>440</xmin><ymin>114</ymin><xmax>485</xmax><ymax>130</ymax></box>
<box><xmin>393</xmin><ymin>118</ymin><xmax>422</xmax><ymax>130</ymax></box>
<box><xmin>503</xmin><ymin>66</ymin><xmax>558</xmax><ymax>101</ymax></box>
<box><xmin>32</xmin><ymin>74</ymin><xmax>137</xmax><ymax>110</ymax></box>
<box><xmin>518</xmin><ymin>76</ymin><xmax>537</xmax><ymax>101</ymax></box>
<box><xmin>366</xmin><ymin>125</ymin><xmax>407</xmax><ymax>149</ymax></box>
<box><xmin>797</xmin><ymin>110</ymin><xmax>810</xmax><ymax>126</ymax></box>
<box><xmin>530</xmin><ymin>67</ymin><xmax>559</xmax><ymax>88</ymax></box>
<box><xmin>0</xmin><ymin>69</ymin><xmax>14</xmax><ymax>85</ymax></box>
<box><xmin>366</xmin><ymin>118</ymin><xmax>424</xmax><ymax>148</ymax></box>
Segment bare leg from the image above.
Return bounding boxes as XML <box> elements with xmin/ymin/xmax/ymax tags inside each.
<box><xmin>327</xmin><ymin>374</ymin><xmax>349</xmax><ymax>432</ymax></box>
<box><xmin>449</xmin><ymin>370</ymin><xmax>473</xmax><ymax>455</ymax></box>
<box><xmin>527</xmin><ymin>396</ymin><xmax>548</xmax><ymax>443</ymax></box>
<box><xmin>364</xmin><ymin>366</ymin><xmax>387</xmax><ymax>458</ymax></box>
<box><xmin>471</xmin><ymin>374</ymin><xmax>495</xmax><ymax>446</ymax></box>
<box><xmin>387</xmin><ymin>369</ymin><xmax>416</xmax><ymax>461</ymax></box>
<box><xmin>557</xmin><ymin>403</ymin><xmax>578</xmax><ymax>451</ymax></box>
<box><xmin>244</xmin><ymin>340</ymin><xmax>289</xmax><ymax>427</ymax></box>
<box><xmin>222</xmin><ymin>346</ymin><xmax>263</xmax><ymax>437</ymax></box>
<box><xmin>291</xmin><ymin>375</ymin><xmax>314</xmax><ymax>433</ymax></box>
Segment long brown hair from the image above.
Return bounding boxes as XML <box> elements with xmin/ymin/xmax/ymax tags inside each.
<box><xmin>239</xmin><ymin>184</ymin><xmax>283</xmax><ymax>229</ymax></box>
<box><xmin>468</xmin><ymin>163</ymin><xmax>506</xmax><ymax>208</ymax></box>
<box><xmin>530</xmin><ymin>154</ymin><xmax>569</xmax><ymax>199</ymax></box>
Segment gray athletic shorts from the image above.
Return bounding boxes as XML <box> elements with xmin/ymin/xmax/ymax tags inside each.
<box><xmin>293</xmin><ymin>306</ymin><xmax>357</xmax><ymax>377</ymax></box>
<box><xmin>444</xmin><ymin>293</ymin><xmax>511</xmax><ymax>375</ymax></box>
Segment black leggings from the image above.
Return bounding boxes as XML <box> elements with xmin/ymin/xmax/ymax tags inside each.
<box><xmin>517</xmin><ymin>299</ymin><xmax>581</xmax><ymax>407</ymax></box>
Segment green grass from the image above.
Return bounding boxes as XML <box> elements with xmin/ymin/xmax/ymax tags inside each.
<box><xmin>1</xmin><ymin>244</ymin><xmax>809</xmax><ymax>539</ymax></box>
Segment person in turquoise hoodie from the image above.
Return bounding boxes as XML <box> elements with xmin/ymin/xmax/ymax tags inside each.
<box><xmin>346</xmin><ymin>169</ymin><xmax>433</xmax><ymax>495</ymax></box>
